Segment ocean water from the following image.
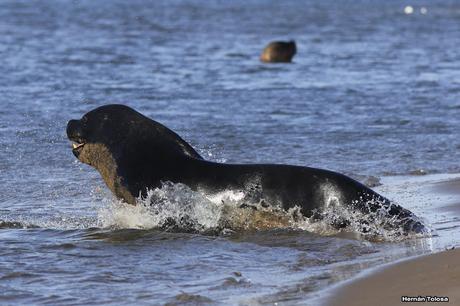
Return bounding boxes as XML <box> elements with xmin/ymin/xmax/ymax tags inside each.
<box><xmin>1</xmin><ymin>0</ymin><xmax>460</xmax><ymax>305</ymax></box>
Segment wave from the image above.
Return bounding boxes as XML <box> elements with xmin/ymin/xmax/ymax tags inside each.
<box><xmin>0</xmin><ymin>215</ymin><xmax>98</xmax><ymax>230</ymax></box>
<box><xmin>0</xmin><ymin>220</ymin><xmax>37</xmax><ymax>229</ymax></box>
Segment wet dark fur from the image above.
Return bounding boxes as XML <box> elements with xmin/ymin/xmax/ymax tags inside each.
<box><xmin>67</xmin><ymin>104</ymin><xmax>425</xmax><ymax>234</ymax></box>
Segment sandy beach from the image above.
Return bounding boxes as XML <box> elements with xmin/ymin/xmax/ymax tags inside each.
<box><xmin>325</xmin><ymin>248</ymin><xmax>460</xmax><ymax>306</ymax></box>
<box><xmin>324</xmin><ymin>177</ymin><xmax>460</xmax><ymax>306</ymax></box>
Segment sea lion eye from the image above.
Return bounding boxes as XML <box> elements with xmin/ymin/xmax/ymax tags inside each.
<box><xmin>81</xmin><ymin>116</ymin><xmax>88</xmax><ymax>124</ymax></box>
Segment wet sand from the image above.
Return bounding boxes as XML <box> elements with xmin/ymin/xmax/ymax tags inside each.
<box><xmin>324</xmin><ymin>176</ymin><xmax>460</xmax><ymax>306</ymax></box>
<box><xmin>325</xmin><ymin>248</ymin><xmax>460</xmax><ymax>306</ymax></box>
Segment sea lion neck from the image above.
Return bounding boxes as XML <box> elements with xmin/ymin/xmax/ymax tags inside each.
<box><xmin>82</xmin><ymin>142</ymin><xmax>136</xmax><ymax>204</ymax></box>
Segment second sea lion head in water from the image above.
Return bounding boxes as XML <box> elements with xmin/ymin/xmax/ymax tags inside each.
<box><xmin>66</xmin><ymin>104</ymin><xmax>202</xmax><ymax>204</ymax></box>
<box><xmin>260</xmin><ymin>40</ymin><xmax>297</xmax><ymax>63</ymax></box>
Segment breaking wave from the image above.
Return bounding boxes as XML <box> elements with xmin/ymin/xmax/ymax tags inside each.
<box><xmin>97</xmin><ymin>182</ymin><xmax>431</xmax><ymax>241</ymax></box>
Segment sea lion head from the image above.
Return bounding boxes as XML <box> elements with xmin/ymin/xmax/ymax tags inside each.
<box><xmin>66</xmin><ymin>104</ymin><xmax>202</xmax><ymax>204</ymax></box>
<box><xmin>260</xmin><ymin>40</ymin><xmax>297</xmax><ymax>63</ymax></box>
<box><xmin>67</xmin><ymin>105</ymin><xmax>121</xmax><ymax>166</ymax></box>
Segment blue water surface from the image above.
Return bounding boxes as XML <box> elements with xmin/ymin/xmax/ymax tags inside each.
<box><xmin>0</xmin><ymin>1</ymin><xmax>459</xmax><ymax>305</ymax></box>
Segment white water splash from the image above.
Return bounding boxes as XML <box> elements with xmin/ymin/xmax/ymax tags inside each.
<box><xmin>303</xmin><ymin>197</ymin><xmax>431</xmax><ymax>242</ymax></box>
<box><xmin>98</xmin><ymin>182</ymin><xmax>223</xmax><ymax>231</ymax></box>
<box><xmin>95</xmin><ymin>181</ymin><xmax>431</xmax><ymax>241</ymax></box>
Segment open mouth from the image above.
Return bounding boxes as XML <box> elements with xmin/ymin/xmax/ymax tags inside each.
<box><xmin>72</xmin><ymin>142</ymin><xmax>85</xmax><ymax>150</ymax></box>
<box><xmin>70</xmin><ymin>139</ymin><xmax>86</xmax><ymax>155</ymax></box>
<box><xmin>67</xmin><ymin>119</ymin><xmax>87</xmax><ymax>157</ymax></box>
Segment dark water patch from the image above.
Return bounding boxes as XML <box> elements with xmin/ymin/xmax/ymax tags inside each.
<box><xmin>225</xmin><ymin>52</ymin><xmax>251</xmax><ymax>59</ymax></box>
<box><xmin>228</xmin><ymin>228</ymin><xmax>377</xmax><ymax>252</ymax></box>
<box><xmin>409</xmin><ymin>169</ymin><xmax>429</xmax><ymax>176</ymax></box>
<box><xmin>255</xmin><ymin>273</ymin><xmax>339</xmax><ymax>305</ymax></box>
<box><xmin>242</xmin><ymin>66</ymin><xmax>288</xmax><ymax>74</ymax></box>
<box><xmin>165</xmin><ymin>293</ymin><xmax>215</xmax><ymax>306</ymax></box>
<box><xmin>210</xmin><ymin>276</ymin><xmax>252</xmax><ymax>290</ymax></box>
<box><xmin>82</xmin><ymin>228</ymin><xmax>211</xmax><ymax>243</ymax></box>
<box><xmin>0</xmin><ymin>272</ymin><xmax>38</xmax><ymax>281</ymax></box>
<box><xmin>0</xmin><ymin>220</ymin><xmax>39</xmax><ymax>229</ymax></box>
<box><xmin>81</xmin><ymin>272</ymin><xmax>131</xmax><ymax>283</ymax></box>
<box><xmin>34</xmin><ymin>295</ymin><xmax>80</xmax><ymax>305</ymax></box>
<box><xmin>0</xmin><ymin>287</ymin><xmax>37</xmax><ymax>303</ymax></box>
<box><xmin>82</xmin><ymin>228</ymin><xmax>160</xmax><ymax>241</ymax></box>
<box><xmin>38</xmin><ymin>243</ymin><xmax>77</xmax><ymax>250</ymax></box>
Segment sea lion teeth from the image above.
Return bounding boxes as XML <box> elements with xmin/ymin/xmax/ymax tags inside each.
<box><xmin>72</xmin><ymin>143</ymin><xmax>84</xmax><ymax>149</ymax></box>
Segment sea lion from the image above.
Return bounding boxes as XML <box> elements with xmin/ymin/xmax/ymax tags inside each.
<box><xmin>67</xmin><ymin>104</ymin><xmax>426</xmax><ymax>234</ymax></box>
<box><xmin>260</xmin><ymin>40</ymin><xmax>296</xmax><ymax>63</ymax></box>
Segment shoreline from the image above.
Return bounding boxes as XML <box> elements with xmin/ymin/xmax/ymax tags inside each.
<box><xmin>321</xmin><ymin>175</ymin><xmax>460</xmax><ymax>306</ymax></box>
<box><xmin>323</xmin><ymin>248</ymin><xmax>460</xmax><ymax>306</ymax></box>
